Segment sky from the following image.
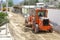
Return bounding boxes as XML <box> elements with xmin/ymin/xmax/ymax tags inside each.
<box><xmin>13</xmin><ymin>0</ymin><xmax>24</xmax><ymax>4</ymax></box>
<box><xmin>0</xmin><ymin>0</ymin><xmax>6</xmax><ymax>2</ymax></box>
<box><xmin>0</xmin><ymin>0</ymin><xmax>24</xmax><ymax>4</ymax></box>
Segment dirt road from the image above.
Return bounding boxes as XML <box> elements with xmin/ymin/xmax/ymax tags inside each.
<box><xmin>8</xmin><ymin>12</ymin><xmax>60</xmax><ymax>40</ymax></box>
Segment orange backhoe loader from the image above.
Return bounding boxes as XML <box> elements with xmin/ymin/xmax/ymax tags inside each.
<box><xmin>32</xmin><ymin>8</ymin><xmax>53</xmax><ymax>33</ymax></box>
<box><xmin>25</xmin><ymin>3</ymin><xmax>53</xmax><ymax>33</ymax></box>
<box><xmin>25</xmin><ymin>8</ymin><xmax>53</xmax><ymax>33</ymax></box>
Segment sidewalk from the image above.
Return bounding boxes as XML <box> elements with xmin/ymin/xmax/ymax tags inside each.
<box><xmin>0</xmin><ymin>24</ymin><xmax>13</xmax><ymax>40</ymax></box>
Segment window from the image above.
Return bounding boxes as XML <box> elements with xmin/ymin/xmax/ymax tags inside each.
<box><xmin>38</xmin><ymin>11</ymin><xmax>45</xmax><ymax>17</ymax></box>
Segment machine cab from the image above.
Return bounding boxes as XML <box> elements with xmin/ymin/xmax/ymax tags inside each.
<box><xmin>35</xmin><ymin>3</ymin><xmax>48</xmax><ymax>18</ymax></box>
<box><xmin>35</xmin><ymin>8</ymin><xmax>48</xmax><ymax>18</ymax></box>
<box><xmin>35</xmin><ymin>8</ymin><xmax>49</xmax><ymax>26</ymax></box>
<box><xmin>36</xmin><ymin>8</ymin><xmax>48</xmax><ymax>17</ymax></box>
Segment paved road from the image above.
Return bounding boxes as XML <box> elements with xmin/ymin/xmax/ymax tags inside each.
<box><xmin>8</xmin><ymin>12</ymin><xmax>60</xmax><ymax>40</ymax></box>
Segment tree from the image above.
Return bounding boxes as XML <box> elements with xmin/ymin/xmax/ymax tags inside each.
<box><xmin>3</xmin><ymin>3</ymin><xmax>6</xmax><ymax>7</ymax></box>
<box><xmin>35</xmin><ymin>0</ymin><xmax>39</xmax><ymax>3</ymax></box>
<box><xmin>8</xmin><ymin>0</ymin><xmax>13</xmax><ymax>7</ymax></box>
<box><xmin>24</xmin><ymin>1</ymin><xmax>28</xmax><ymax>5</ymax></box>
<box><xmin>58</xmin><ymin>2</ymin><xmax>60</xmax><ymax>8</ymax></box>
<box><xmin>24</xmin><ymin>0</ymin><xmax>38</xmax><ymax>5</ymax></box>
<box><xmin>44</xmin><ymin>0</ymin><xmax>49</xmax><ymax>2</ymax></box>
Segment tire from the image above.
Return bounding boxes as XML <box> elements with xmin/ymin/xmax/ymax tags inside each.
<box><xmin>49</xmin><ymin>28</ymin><xmax>53</xmax><ymax>33</ymax></box>
<box><xmin>35</xmin><ymin>28</ymin><xmax>38</xmax><ymax>33</ymax></box>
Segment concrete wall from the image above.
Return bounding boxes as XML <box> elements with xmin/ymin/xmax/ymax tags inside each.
<box><xmin>48</xmin><ymin>9</ymin><xmax>60</xmax><ymax>33</ymax></box>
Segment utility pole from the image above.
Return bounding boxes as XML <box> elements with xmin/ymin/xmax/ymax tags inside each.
<box><xmin>6</xmin><ymin>0</ymin><xmax>8</xmax><ymax>35</ymax></box>
<box><xmin>6</xmin><ymin>0</ymin><xmax>8</xmax><ymax>12</ymax></box>
<box><xmin>1</xmin><ymin>0</ymin><xmax>3</xmax><ymax>12</ymax></box>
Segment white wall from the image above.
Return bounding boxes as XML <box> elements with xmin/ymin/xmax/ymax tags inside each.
<box><xmin>48</xmin><ymin>9</ymin><xmax>60</xmax><ymax>33</ymax></box>
<box><xmin>48</xmin><ymin>9</ymin><xmax>60</xmax><ymax>25</ymax></box>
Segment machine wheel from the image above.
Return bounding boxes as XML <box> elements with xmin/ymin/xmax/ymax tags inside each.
<box><xmin>49</xmin><ymin>28</ymin><xmax>53</xmax><ymax>33</ymax></box>
<box><xmin>34</xmin><ymin>24</ymin><xmax>39</xmax><ymax>33</ymax></box>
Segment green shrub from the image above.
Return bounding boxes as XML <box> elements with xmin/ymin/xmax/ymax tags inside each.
<box><xmin>58</xmin><ymin>2</ymin><xmax>60</xmax><ymax>8</ymax></box>
<box><xmin>58</xmin><ymin>5</ymin><xmax>60</xmax><ymax>8</ymax></box>
<box><xmin>0</xmin><ymin>12</ymin><xmax>8</xmax><ymax>16</ymax></box>
<box><xmin>0</xmin><ymin>12</ymin><xmax>8</xmax><ymax>26</ymax></box>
